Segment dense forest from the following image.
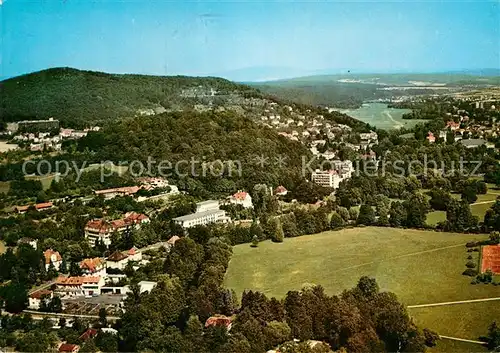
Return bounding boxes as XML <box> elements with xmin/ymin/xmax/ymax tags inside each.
<box><xmin>0</xmin><ymin>68</ymin><xmax>261</xmax><ymax>127</ymax></box>
<box><xmin>74</xmin><ymin>110</ymin><xmax>314</xmax><ymax>197</ymax></box>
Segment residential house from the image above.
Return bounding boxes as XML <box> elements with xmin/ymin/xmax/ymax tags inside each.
<box><xmin>427</xmin><ymin>132</ymin><xmax>436</xmax><ymax>143</ymax></box>
<box><xmin>44</xmin><ymin>249</ymin><xmax>62</xmax><ymax>271</ymax></box>
<box><xmin>274</xmin><ymin>185</ymin><xmax>288</xmax><ymax>196</ymax></box>
<box><xmin>106</xmin><ymin>251</ymin><xmax>129</xmax><ymax>270</ymax></box>
<box><xmin>28</xmin><ymin>290</ymin><xmax>53</xmax><ymax>310</ymax></box>
<box><xmin>127</xmin><ymin>247</ymin><xmax>142</xmax><ymax>262</ymax></box>
<box><xmin>17</xmin><ymin>237</ymin><xmax>38</xmax><ymax>249</ymax></box>
<box><xmin>445</xmin><ymin>121</ymin><xmax>460</xmax><ymax>131</ymax></box>
<box><xmin>205</xmin><ymin>315</ymin><xmax>233</xmax><ymax>331</ymax></box>
<box><xmin>227</xmin><ymin>191</ymin><xmax>253</xmax><ymax>209</ymax></box>
<box><xmin>166</xmin><ymin>235</ymin><xmax>181</xmax><ymax>251</ymax></box>
<box><xmin>79</xmin><ymin>258</ymin><xmax>106</xmax><ymax>277</ymax></box>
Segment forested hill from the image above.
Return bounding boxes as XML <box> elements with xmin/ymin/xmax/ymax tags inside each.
<box><xmin>75</xmin><ymin>110</ymin><xmax>314</xmax><ymax>197</ymax></box>
<box><xmin>0</xmin><ymin>67</ymin><xmax>262</xmax><ymax>127</ymax></box>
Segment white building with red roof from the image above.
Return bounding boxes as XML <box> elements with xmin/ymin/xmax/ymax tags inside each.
<box><xmin>55</xmin><ymin>276</ymin><xmax>105</xmax><ymax>297</ymax></box>
<box><xmin>227</xmin><ymin>190</ymin><xmax>253</xmax><ymax>209</ymax></box>
<box><xmin>28</xmin><ymin>289</ymin><xmax>53</xmax><ymax>310</ymax></box>
<box><xmin>94</xmin><ymin>186</ymin><xmax>140</xmax><ymax>200</ymax></box>
<box><xmin>79</xmin><ymin>257</ymin><xmax>106</xmax><ymax>276</ymax></box>
<box><xmin>274</xmin><ymin>185</ymin><xmax>288</xmax><ymax>196</ymax></box>
<box><xmin>43</xmin><ymin>249</ymin><xmax>62</xmax><ymax>271</ymax></box>
<box><xmin>205</xmin><ymin>315</ymin><xmax>233</xmax><ymax>331</ymax></box>
<box><xmin>84</xmin><ymin>212</ymin><xmax>150</xmax><ymax>247</ymax></box>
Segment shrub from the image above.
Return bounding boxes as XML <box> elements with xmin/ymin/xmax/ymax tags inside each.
<box><xmin>466</xmin><ymin>261</ymin><xmax>477</xmax><ymax>269</ymax></box>
<box><xmin>423</xmin><ymin>328</ymin><xmax>440</xmax><ymax>347</ymax></box>
<box><xmin>463</xmin><ymin>268</ymin><xmax>478</xmax><ymax>277</ymax></box>
<box><xmin>467</xmin><ymin>255</ymin><xmax>473</xmax><ymax>260</ymax></box>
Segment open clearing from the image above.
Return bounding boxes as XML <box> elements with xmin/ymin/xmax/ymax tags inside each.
<box><xmin>410</xmin><ymin>301</ymin><xmax>500</xmax><ymax>341</ymax></box>
<box><xmin>225</xmin><ymin>227</ymin><xmax>500</xmax><ymax>348</ymax></box>
<box><xmin>0</xmin><ymin>241</ymin><xmax>5</xmax><ymax>254</ymax></box>
<box><xmin>224</xmin><ymin>227</ymin><xmax>496</xmax><ymax>305</ymax></box>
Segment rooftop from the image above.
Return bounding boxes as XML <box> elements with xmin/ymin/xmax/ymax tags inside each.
<box><xmin>173</xmin><ymin>209</ymin><xmax>225</xmax><ymax>222</ymax></box>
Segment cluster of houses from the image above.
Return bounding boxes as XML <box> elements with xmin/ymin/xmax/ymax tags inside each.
<box><xmin>425</xmin><ymin>111</ymin><xmax>497</xmax><ymax>149</ymax></box>
<box><xmin>28</xmin><ymin>236</ymin><xmax>181</xmax><ymax>311</ymax></box>
<box><xmin>12</xmin><ymin>126</ymin><xmax>100</xmax><ymax>152</ymax></box>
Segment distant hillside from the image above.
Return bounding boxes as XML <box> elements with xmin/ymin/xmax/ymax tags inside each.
<box><xmin>252</xmin><ymin>73</ymin><xmax>500</xmax><ymax>109</ymax></box>
<box><xmin>0</xmin><ymin>67</ymin><xmax>262</xmax><ymax>127</ymax></box>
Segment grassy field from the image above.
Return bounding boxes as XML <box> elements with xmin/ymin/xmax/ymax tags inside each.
<box><xmin>225</xmin><ymin>227</ymin><xmax>496</xmax><ymax>305</ymax></box>
<box><xmin>426</xmin><ymin>191</ymin><xmax>499</xmax><ymax>226</ymax></box>
<box><xmin>225</xmin><ymin>227</ymin><xmax>500</xmax><ymax>349</ymax></box>
<box><xmin>410</xmin><ymin>301</ymin><xmax>500</xmax><ymax>341</ymax></box>
<box><xmin>427</xmin><ymin>339</ymin><xmax>488</xmax><ymax>353</ymax></box>
<box><xmin>0</xmin><ymin>241</ymin><xmax>5</xmax><ymax>254</ymax></box>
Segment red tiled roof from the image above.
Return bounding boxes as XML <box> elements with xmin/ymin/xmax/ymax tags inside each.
<box><xmin>56</xmin><ymin>276</ymin><xmax>100</xmax><ymax>286</ymax></box>
<box><xmin>79</xmin><ymin>258</ymin><xmax>104</xmax><ymax>272</ymax></box>
<box><xmin>44</xmin><ymin>249</ymin><xmax>62</xmax><ymax>264</ymax></box>
<box><xmin>107</xmin><ymin>251</ymin><xmax>128</xmax><ymax>262</ymax></box>
<box><xmin>275</xmin><ymin>185</ymin><xmax>287</xmax><ymax>194</ymax></box>
<box><xmin>59</xmin><ymin>343</ymin><xmax>79</xmax><ymax>352</ymax></box>
<box><xmin>205</xmin><ymin>315</ymin><xmax>232</xmax><ymax>329</ymax></box>
<box><xmin>79</xmin><ymin>328</ymin><xmax>98</xmax><ymax>341</ymax></box>
<box><xmin>167</xmin><ymin>235</ymin><xmax>181</xmax><ymax>245</ymax></box>
<box><xmin>15</xmin><ymin>202</ymin><xmax>53</xmax><ymax>213</ymax></box>
<box><xmin>232</xmin><ymin>191</ymin><xmax>248</xmax><ymax>201</ymax></box>
<box><xmin>29</xmin><ymin>289</ymin><xmax>52</xmax><ymax>299</ymax></box>
<box><xmin>95</xmin><ymin>186</ymin><xmax>140</xmax><ymax>195</ymax></box>
<box><xmin>85</xmin><ymin>213</ymin><xmax>149</xmax><ymax>233</ymax></box>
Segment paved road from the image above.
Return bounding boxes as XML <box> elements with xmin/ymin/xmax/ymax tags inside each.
<box><xmin>407</xmin><ymin>296</ymin><xmax>500</xmax><ymax>308</ymax></box>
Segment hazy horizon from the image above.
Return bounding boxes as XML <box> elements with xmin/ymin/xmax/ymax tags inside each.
<box><xmin>2</xmin><ymin>0</ymin><xmax>499</xmax><ymax>81</ymax></box>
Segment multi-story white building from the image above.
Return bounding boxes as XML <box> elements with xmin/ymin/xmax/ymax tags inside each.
<box><xmin>174</xmin><ymin>200</ymin><xmax>230</xmax><ymax>228</ymax></box>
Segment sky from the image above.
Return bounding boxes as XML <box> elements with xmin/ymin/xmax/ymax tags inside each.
<box><xmin>1</xmin><ymin>0</ymin><xmax>499</xmax><ymax>81</ymax></box>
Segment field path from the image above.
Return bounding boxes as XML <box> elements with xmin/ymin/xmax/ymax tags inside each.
<box><xmin>438</xmin><ymin>335</ymin><xmax>487</xmax><ymax>345</ymax></box>
<box><xmin>471</xmin><ymin>200</ymin><xmax>495</xmax><ymax>206</ymax></box>
<box><xmin>329</xmin><ymin>243</ymin><xmax>466</xmax><ymax>274</ymax></box>
<box><xmin>407</xmin><ymin>296</ymin><xmax>500</xmax><ymax>308</ymax></box>
<box><xmin>383</xmin><ymin>110</ymin><xmax>403</xmax><ymax>129</ymax></box>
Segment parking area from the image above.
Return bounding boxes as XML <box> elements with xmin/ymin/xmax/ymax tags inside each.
<box><xmin>62</xmin><ymin>295</ymin><xmax>124</xmax><ymax>316</ymax></box>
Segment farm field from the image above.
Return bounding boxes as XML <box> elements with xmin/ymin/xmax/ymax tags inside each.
<box><xmin>225</xmin><ymin>227</ymin><xmax>496</xmax><ymax>305</ymax></box>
